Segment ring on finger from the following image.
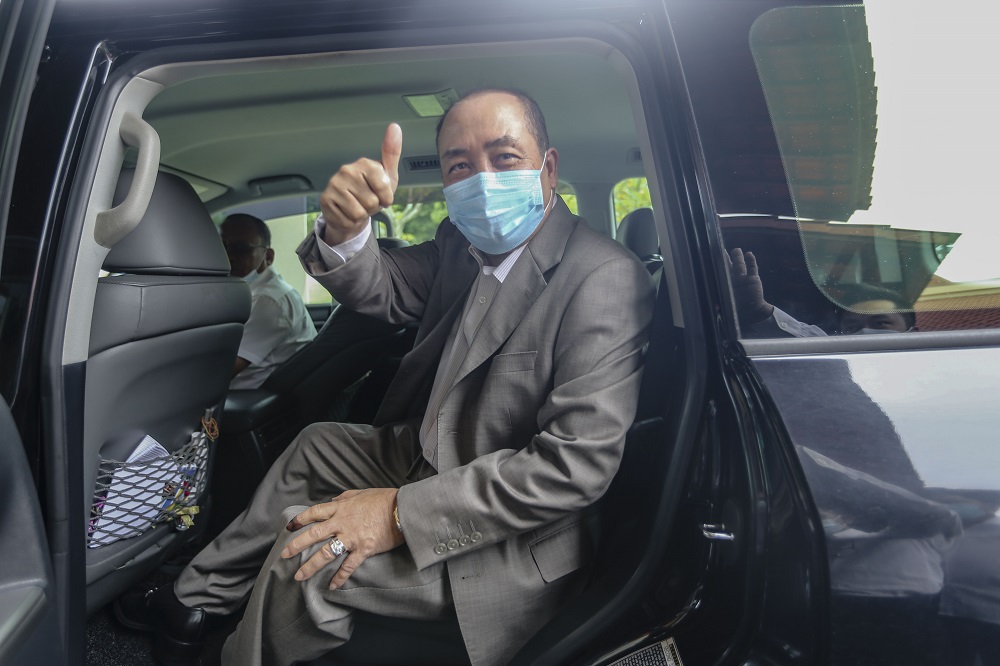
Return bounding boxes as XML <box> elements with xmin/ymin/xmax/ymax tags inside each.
<box><xmin>328</xmin><ymin>537</ymin><xmax>347</xmax><ymax>558</ymax></box>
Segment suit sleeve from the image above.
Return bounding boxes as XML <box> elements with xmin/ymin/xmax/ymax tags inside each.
<box><xmin>296</xmin><ymin>221</ymin><xmax>445</xmax><ymax>324</ymax></box>
<box><xmin>397</xmin><ymin>254</ymin><xmax>656</xmax><ymax>569</ymax></box>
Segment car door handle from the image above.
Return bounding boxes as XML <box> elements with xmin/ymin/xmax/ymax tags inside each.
<box><xmin>700</xmin><ymin>523</ymin><xmax>735</xmax><ymax>541</ymax></box>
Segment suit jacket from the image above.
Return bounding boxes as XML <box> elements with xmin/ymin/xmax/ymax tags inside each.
<box><xmin>297</xmin><ymin>198</ymin><xmax>655</xmax><ymax>665</ymax></box>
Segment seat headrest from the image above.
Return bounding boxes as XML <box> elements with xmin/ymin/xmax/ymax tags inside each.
<box><xmin>102</xmin><ymin>170</ymin><xmax>231</xmax><ymax>276</ymax></box>
<box><xmin>617</xmin><ymin>207</ymin><xmax>659</xmax><ymax>260</ymax></box>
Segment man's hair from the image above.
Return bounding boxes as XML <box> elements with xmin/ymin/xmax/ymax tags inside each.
<box><xmin>835</xmin><ymin>284</ymin><xmax>917</xmax><ymax>329</ymax></box>
<box><xmin>222</xmin><ymin>213</ymin><xmax>271</xmax><ymax>247</ymax></box>
<box><xmin>435</xmin><ymin>87</ymin><xmax>550</xmax><ymax>156</ymax></box>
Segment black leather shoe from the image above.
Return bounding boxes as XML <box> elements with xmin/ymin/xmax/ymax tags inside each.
<box><xmin>114</xmin><ymin>584</ymin><xmax>209</xmax><ymax>665</ymax></box>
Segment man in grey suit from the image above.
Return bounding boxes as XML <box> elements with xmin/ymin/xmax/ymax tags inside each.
<box><xmin>122</xmin><ymin>88</ymin><xmax>655</xmax><ymax>666</ymax></box>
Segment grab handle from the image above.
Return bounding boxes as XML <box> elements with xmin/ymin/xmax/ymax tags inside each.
<box><xmin>94</xmin><ymin>112</ymin><xmax>160</xmax><ymax>248</ymax></box>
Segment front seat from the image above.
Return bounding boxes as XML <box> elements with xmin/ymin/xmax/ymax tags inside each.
<box><xmin>617</xmin><ymin>207</ymin><xmax>661</xmax><ymax>274</ymax></box>
<box><xmin>82</xmin><ymin>170</ymin><xmax>250</xmax><ymax>611</ymax></box>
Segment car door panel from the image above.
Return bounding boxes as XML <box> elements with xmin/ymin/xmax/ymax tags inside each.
<box><xmin>0</xmin><ymin>397</ymin><xmax>60</xmax><ymax>663</ymax></box>
<box><xmin>0</xmin><ymin>0</ymin><xmax>61</xmax><ymax>661</ymax></box>
<box><xmin>752</xmin><ymin>348</ymin><xmax>1000</xmax><ymax>664</ymax></box>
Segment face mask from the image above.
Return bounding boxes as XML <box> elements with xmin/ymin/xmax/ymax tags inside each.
<box><xmin>243</xmin><ymin>268</ymin><xmax>262</xmax><ymax>286</ymax></box>
<box><xmin>443</xmin><ymin>162</ymin><xmax>553</xmax><ymax>255</ymax></box>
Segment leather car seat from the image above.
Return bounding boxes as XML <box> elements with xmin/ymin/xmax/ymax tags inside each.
<box><xmin>83</xmin><ymin>169</ymin><xmax>250</xmax><ymax>612</ymax></box>
<box><xmin>617</xmin><ymin>207</ymin><xmax>661</xmax><ymax>274</ymax></box>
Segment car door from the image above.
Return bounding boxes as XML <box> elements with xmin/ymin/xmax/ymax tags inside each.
<box><xmin>0</xmin><ymin>0</ymin><xmax>63</xmax><ymax>663</ymax></box>
<box><xmin>673</xmin><ymin>0</ymin><xmax>1000</xmax><ymax>663</ymax></box>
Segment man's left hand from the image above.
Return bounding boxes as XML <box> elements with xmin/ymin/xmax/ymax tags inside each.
<box><xmin>281</xmin><ymin>487</ymin><xmax>404</xmax><ymax>590</ymax></box>
<box><xmin>727</xmin><ymin>248</ymin><xmax>774</xmax><ymax>326</ymax></box>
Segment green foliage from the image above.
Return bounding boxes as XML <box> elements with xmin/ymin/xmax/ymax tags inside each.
<box><xmin>613</xmin><ymin>178</ymin><xmax>651</xmax><ymax>223</ymax></box>
<box><xmin>559</xmin><ymin>192</ymin><xmax>580</xmax><ymax>215</ymax></box>
<box><xmin>389</xmin><ymin>200</ymin><xmax>449</xmax><ymax>244</ymax></box>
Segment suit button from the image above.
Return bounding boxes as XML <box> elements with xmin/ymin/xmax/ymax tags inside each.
<box><xmin>470</xmin><ymin>531</ymin><xmax>482</xmax><ymax>542</ymax></box>
<box><xmin>447</xmin><ymin>539</ymin><xmax>459</xmax><ymax>550</ymax></box>
<box><xmin>434</xmin><ymin>543</ymin><xmax>447</xmax><ymax>555</ymax></box>
<box><xmin>459</xmin><ymin>535</ymin><xmax>471</xmax><ymax>546</ymax></box>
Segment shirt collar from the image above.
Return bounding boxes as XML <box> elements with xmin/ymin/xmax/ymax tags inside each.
<box><xmin>468</xmin><ymin>245</ymin><xmax>526</xmax><ymax>283</ymax></box>
<box><xmin>249</xmin><ymin>264</ymin><xmax>275</xmax><ymax>289</ymax></box>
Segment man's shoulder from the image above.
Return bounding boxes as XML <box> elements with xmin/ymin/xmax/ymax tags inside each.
<box><xmin>563</xmin><ymin>217</ymin><xmax>647</xmax><ymax>273</ymax></box>
<box><xmin>256</xmin><ymin>271</ymin><xmax>298</xmax><ymax>299</ymax></box>
<box><xmin>252</xmin><ymin>273</ymin><xmax>309</xmax><ymax>315</ymax></box>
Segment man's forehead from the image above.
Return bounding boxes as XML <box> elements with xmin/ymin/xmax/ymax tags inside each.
<box><xmin>441</xmin><ymin>133</ymin><xmax>527</xmax><ymax>158</ymax></box>
<box><xmin>848</xmin><ymin>299</ymin><xmax>899</xmax><ymax>313</ymax></box>
<box><xmin>440</xmin><ymin>94</ymin><xmax>526</xmax><ymax>135</ymax></box>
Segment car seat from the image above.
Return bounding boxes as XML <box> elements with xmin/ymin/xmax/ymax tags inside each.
<box><xmin>617</xmin><ymin>207</ymin><xmax>661</xmax><ymax>274</ymax></box>
<box><xmin>83</xmin><ymin>169</ymin><xmax>250</xmax><ymax>611</ymax></box>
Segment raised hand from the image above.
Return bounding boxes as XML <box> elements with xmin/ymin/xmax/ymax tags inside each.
<box><xmin>281</xmin><ymin>487</ymin><xmax>404</xmax><ymax>590</ymax></box>
<box><xmin>320</xmin><ymin>123</ymin><xmax>402</xmax><ymax>246</ymax></box>
<box><xmin>727</xmin><ymin>248</ymin><xmax>774</xmax><ymax>326</ymax></box>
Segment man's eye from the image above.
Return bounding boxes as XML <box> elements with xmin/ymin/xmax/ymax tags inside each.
<box><xmin>448</xmin><ymin>163</ymin><xmax>469</xmax><ymax>174</ymax></box>
<box><xmin>494</xmin><ymin>154</ymin><xmax>521</xmax><ymax>169</ymax></box>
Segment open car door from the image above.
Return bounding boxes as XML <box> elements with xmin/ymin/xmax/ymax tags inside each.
<box><xmin>0</xmin><ymin>0</ymin><xmax>60</xmax><ymax>662</ymax></box>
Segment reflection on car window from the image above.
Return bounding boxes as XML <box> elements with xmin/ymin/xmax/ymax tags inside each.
<box><xmin>729</xmin><ymin>2</ymin><xmax>1000</xmax><ymax>337</ymax></box>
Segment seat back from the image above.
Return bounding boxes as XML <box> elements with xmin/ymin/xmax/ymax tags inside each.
<box><xmin>617</xmin><ymin>207</ymin><xmax>661</xmax><ymax>274</ymax></box>
<box><xmin>263</xmin><ymin>236</ymin><xmax>414</xmax><ymax>425</ymax></box>
<box><xmin>82</xmin><ymin>170</ymin><xmax>250</xmax><ymax>611</ymax></box>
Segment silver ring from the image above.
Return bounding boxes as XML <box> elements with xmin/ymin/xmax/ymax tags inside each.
<box><xmin>328</xmin><ymin>537</ymin><xmax>347</xmax><ymax>557</ymax></box>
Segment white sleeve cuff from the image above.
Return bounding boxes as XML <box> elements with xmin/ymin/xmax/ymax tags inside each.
<box><xmin>314</xmin><ymin>215</ymin><xmax>372</xmax><ymax>266</ymax></box>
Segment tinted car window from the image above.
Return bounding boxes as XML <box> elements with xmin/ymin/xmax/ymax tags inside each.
<box><xmin>723</xmin><ymin>1</ymin><xmax>1000</xmax><ymax>337</ymax></box>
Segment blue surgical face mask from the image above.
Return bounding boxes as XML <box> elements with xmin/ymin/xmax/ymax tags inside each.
<box><xmin>443</xmin><ymin>162</ymin><xmax>554</xmax><ymax>255</ymax></box>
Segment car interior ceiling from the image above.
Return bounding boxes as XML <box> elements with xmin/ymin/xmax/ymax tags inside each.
<box><xmin>71</xmin><ymin>36</ymin><xmax>689</xmax><ymax>662</ymax></box>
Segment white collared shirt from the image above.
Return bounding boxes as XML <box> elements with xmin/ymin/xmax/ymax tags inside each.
<box><xmin>231</xmin><ymin>266</ymin><xmax>317</xmax><ymax>390</ymax></box>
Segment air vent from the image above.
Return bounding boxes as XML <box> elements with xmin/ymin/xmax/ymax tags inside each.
<box><xmin>627</xmin><ymin>147</ymin><xmax>643</xmax><ymax>164</ymax></box>
<box><xmin>406</xmin><ymin>156</ymin><xmax>441</xmax><ymax>172</ymax></box>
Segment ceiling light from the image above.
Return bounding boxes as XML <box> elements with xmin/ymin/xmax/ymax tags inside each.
<box><xmin>403</xmin><ymin>89</ymin><xmax>459</xmax><ymax>118</ymax></box>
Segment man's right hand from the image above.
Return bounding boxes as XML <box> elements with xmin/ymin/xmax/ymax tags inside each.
<box><xmin>320</xmin><ymin>123</ymin><xmax>402</xmax><ymax>246</ymax></box>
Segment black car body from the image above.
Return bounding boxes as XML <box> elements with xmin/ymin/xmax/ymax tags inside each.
<box><xmin>1</xmin><ymin>0</ymin><xmax>997</xmax><ymax>664</ymax></box>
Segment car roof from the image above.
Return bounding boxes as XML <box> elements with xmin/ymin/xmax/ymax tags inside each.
<box><xmin>129</xmin><ymin>40</ymin><xmax>644</xmax><ymax>211</ymax></box>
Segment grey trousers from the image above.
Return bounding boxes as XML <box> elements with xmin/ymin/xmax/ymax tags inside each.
<box><xmin>173</xmin><ymin>421</ymin><xmax>450</xmax><ymax>665</ymax></box>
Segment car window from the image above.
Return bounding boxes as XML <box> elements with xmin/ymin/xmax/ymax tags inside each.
<box><xmin>720</xmin><ymin>1</ymin><xmax>1000</xmax><ymax>337</ymax></box>
<box><xmin>612</xmin><ymin>177</ymin><xmax>652</xmax><ymax>227</ymax></box>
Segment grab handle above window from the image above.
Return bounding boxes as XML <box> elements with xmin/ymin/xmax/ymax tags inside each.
<box><xmin>94</xmin><ymin>112</ymin><xmax>160</xmax><ymax>248</ymax></box>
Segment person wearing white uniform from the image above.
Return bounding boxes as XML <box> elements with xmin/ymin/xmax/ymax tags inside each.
<box><xmin>221</xmin><ymin>214</ymin><xmax>317</xmax><ymax>390</ymax></box>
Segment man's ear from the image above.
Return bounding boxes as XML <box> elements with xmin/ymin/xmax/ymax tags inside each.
<box><xmin>263</xmin><ymin>247</ymin><xmax>275</xmax><ymax>269</ymax></box>
<box><xmin>543</xmin><ymin>147</ymin><xmax>559</xmax><ymax>188</ymax></box>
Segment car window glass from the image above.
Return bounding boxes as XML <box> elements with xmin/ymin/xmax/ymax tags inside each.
<box><xmin>612</xmin><ymin>177</ymin><xmax>651</xmax><ymax>227</ymax></box>
<box><xmin>727</xmin><ymin>1</ymin><xmax>1000</xmax><ymax>337</ymax></box>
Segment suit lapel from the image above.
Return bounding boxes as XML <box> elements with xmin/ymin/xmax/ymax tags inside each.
<box><xmin>453</xmin><ymin>197</ymin><xmax>575</xmax><ymax>385</ymax></box>
<box><xmin>374</xmin><ymin>232</ymin><xmax>478</xmax><ymax>425</ymax></box>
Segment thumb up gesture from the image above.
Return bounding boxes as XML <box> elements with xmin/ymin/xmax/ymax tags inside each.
<box><xmin>320</xmin><ymin>123</ymin><xmax>402</xmax><ymax>246</ymax></box>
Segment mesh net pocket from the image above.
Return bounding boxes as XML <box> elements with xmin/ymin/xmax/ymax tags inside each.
<box><xmin>88</xmin><ymin>430</ymin><xmax>210</xmax><ymax>548</ymax></box>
